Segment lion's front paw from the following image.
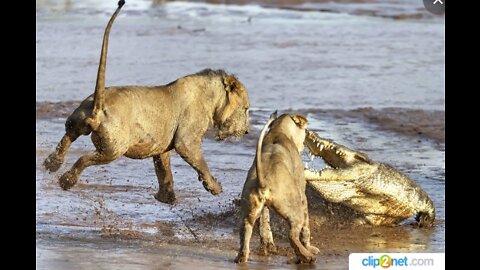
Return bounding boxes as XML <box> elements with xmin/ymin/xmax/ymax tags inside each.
<box><xmin>154</xmin><ymin>190</ymin><xmax>176</xmax><ymax>205</ymax></box>
<box><xmin>43</xmin><ymin>153</ymin><xmax>63</xmax><ymax>172</ymax></box>
<box><xmin>260</xmin><ymin>242</ymin><xmax>277</xmax><ymax>256</ymax></box>
<box><xmin>297</xmin><ymin>254</ymin><xmax>316</xmax><ymax>264</ymax></box>
<box><xmin>59</xmin><ymin>171</ymin><xmax>78</xmax><ymax>190</ymax></box>
<box><xmin>307</xmin><ymin>245</ymin><xmax>320</xmax><ymax>255</ymax></box>
<box><xmin>202</xmin><ymin>178</ymin><xmax>223</xmax><ymax>195</ymax></box>
<box><xmin>234</xmin><ymin>253</ymin><xmax>248</xmax><ymax>264</ymax></box>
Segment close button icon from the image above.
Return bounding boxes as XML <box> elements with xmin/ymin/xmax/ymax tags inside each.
<box><xmin>424</xmin><ymin>0</ymin><xmax>445</xmax><ymax>14</ymax></box>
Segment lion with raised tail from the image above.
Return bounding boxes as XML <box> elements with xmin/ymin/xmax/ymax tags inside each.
<box><xmin>43</xmin><ymin>1</ymin><xmax>251</xmax><ymax>205</ymax></box>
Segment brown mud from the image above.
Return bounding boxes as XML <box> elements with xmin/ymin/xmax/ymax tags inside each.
<box><xmin>37</xmin><ymin>101</ymin><xmax>445</xmax><ymax>144</ymax></box>
<box><xmin>36</xmin><ymin>102</ymin><xmax>444</xmax><ymax>269</ymax></box>
<box><xmin>36</xmin><ymin>1</ymin><xmax>444</xmax><ymax>268</ymax></box>
<box><xmin>37</xmin><ymin>194</ymin><xmax>441</xmax><ymax>269</ymax></box>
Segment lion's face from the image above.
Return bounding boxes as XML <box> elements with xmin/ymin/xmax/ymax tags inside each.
<box><xmin>215</xmin><ymin>75</ymin><xmax>250</xmax><ymax>140</ymax></box>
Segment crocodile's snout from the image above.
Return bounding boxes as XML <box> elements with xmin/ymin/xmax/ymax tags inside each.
<box><xmin>416</xmin><ymin>210</ymin><xmax>435</xmax><ymax>227</ymax></box>
<box><xmin>304</xmin><ymin>129</ymin><xmax>360</xmax><ymax>169</ymax></box>
<box><xmin>303</xmin><ymin>129</ymin><xmax>436</xmax><ymax>227</ymax></box>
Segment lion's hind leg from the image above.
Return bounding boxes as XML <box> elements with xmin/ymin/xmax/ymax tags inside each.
<box><xmin>153</xmin><ymin>152</ymin><xmax>176</xmax><ymax>204</ymax></box>
<box><xmin>259</xmin><ymin>207</ymin><xmax>277</xmax><ymax>255</ymax></box>
<box><xmin>58</xmin><ymin>150</ymin><xmax>121</xmax><ymax>190</ymax></box>
<box><xmin>300</xmin><ymin>206</ymin><xmax>319</xmax><ymax>255</ymax></box>
<box><xmin>235</xmin><ymin>199</ymin><xmax>265</xmax><ymax>264</ymax></box>
<box><xmin>44</xmin><ymin>109</ymin><xmax>93</xmax><ymax>173</ymax></box>
<box><xmin>43</xmin><ymin>131</ymin><xmax>80</xmax><ymax>172</ymax></box>
<box><xmin>271</xmin><ymin>201</ymin><xmax>316</xmax><ymax>264</ymax></box>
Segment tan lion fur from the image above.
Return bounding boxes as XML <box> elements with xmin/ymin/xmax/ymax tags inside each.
<box><xmin>235</xmin><ymin>113</ymin><xmax>319</xmax><ymax>264</ymax></box>
<box><xmin>43</xmin><ymin>2</ymin><xmax>250</xmax><ymax>204</ymax></box>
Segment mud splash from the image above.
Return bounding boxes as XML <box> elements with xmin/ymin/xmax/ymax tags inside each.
<box><xmin>36</xmin><ymin>108</ymin><xmax>444</xmax><ymax>269</ymax></box>
<box><xmin>36</xmin><ymin>1</ymin><xmax>444</xmax><ymax>268</ymax></box>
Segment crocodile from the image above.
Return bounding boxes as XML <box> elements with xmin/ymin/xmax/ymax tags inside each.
<box><xmin>303</xmin><ymin>129</ymin><xmax>435</xmax><ymax>227</ymax></box>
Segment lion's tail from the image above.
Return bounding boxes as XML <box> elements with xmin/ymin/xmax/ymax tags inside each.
<box><xmin>86</xmin><ymin>0</ymin><xmax>125</xmax><ymax>130</ymax></box>
<box><xmin>256</xmin><ymin>111</ymin><xmax>277</xmax><ymax>189</ymax></box>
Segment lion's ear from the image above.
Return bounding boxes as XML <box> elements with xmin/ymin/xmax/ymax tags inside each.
<box><xmin>223</xmin><ymin>75</ymin><xmax>240</xmax><ymax>93</ymax></box>
<box><xmin>291</xmin><ymin>115</ymin><xmax>308</xmax><ymax>129</ymax></box>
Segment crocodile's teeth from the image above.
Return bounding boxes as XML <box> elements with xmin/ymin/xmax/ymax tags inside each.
<box><xmin>336</xmin><ymin>150</ymin><xmax>340</xmax><ymax>155</ymax></box>
<box><xmin>320</xmin><ymin>144</ymin><xmax>324</xmax><ymax>151</ymax></box>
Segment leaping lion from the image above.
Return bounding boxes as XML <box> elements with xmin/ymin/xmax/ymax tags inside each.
<box><xmin>43</xmin><ymin>1</ymin><xmax>251</xmax><ymax>205</ymax></box>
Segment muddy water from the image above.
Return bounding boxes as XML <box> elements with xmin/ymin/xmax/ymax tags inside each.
<box><xmin>36</xmin><ymin>1</ymin><xmax>444</xmax><ymax>269</ymax></box>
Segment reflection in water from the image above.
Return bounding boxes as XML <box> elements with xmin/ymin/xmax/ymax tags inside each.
<box><xmin>36</xmin><ymin>106</ymin><xmax>444</xmax><ymax>268</ymax></box>
<box><xmin>36</xmin><ymin>0</ymin><xmax>444</xmax><ymax>268</ymax></box>
<box><xmin>362</xmin><ymin>226</ymin><xmax>434</xmax><ymax>251</ymax></box>
<box><xmin>314</xmin><ymin>224</ymin><xmax>436</xmax><ymax>253</ymax></box>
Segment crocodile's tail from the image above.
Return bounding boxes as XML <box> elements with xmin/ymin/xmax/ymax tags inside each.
<box><xmin>86</xmin><ymin>0</ymin><xmax>125</xmax><ymax>130</ymax></box>
<box><xmin>256</xmin><ymin>111</ymin><xmax>277</xmax><ymax>189</ymax></box>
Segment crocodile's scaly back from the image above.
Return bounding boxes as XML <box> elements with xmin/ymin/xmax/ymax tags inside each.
<box><xmin>303</xmin><ymin>129</ymin><xmax>435</xmax><ymax>227</ymax></box>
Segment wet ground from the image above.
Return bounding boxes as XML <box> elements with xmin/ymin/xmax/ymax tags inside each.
<box><xmin>36</xmin><ymin>1</ymin><xmax>444</xmax><ymax>269</ymax></box>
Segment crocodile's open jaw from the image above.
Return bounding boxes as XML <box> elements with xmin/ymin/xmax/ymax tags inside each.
<box><xmin>303</xmin><ymin>129</ymin><xmax>435</xmax><ymax>227</ymax></box>
<box><xmin>304</xmin><ymin>129</ymin><xmax>371</xmax><ymax>172</ymax></box>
